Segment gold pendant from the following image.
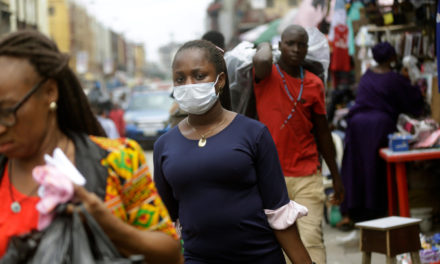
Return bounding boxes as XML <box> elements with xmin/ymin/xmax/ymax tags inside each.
<box><xmin>198</xmin><ymin>137</ymin><xmax>207</xmax><ymax>147</ymax></box>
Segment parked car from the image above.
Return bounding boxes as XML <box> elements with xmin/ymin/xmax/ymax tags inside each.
<box><xmin>132</xmin><ymin>85</ymin><xmax>151</xmax><ymax>93</ymax></box>
<box><xmin>124</xmin><ymin>90</ymin><xmax>174</xmax><ymax>148</ymax></box>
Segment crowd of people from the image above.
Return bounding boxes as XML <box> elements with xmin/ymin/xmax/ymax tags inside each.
<box><xmin>0</xmin><ymin>22</ymin><xmax>426</xmax><ymax>264</ymax></box>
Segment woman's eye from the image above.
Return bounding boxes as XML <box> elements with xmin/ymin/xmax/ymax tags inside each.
<box><xmin>0</xmin><ymin>107</ymin><xmax>14</xmax><ymax>114</ymax></box>
<box><xmin>175</xmin><ymin>77</ymin><xmax>184</xmax><ymax>83</ymax></box>
<box><xmin>196</xmin><ymin>74</ymin><xmax>205</xmax><ymax>80</ymax></box>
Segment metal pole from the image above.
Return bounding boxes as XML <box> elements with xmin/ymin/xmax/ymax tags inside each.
<box><xmin>23</xmin><ymin>0</ymin><xmax>26</xmax><ymax>28</ymax></box>
<box><xmin>9</xmin><ymin>0</ymin><xmax>17</xmax><ymax>31</ymax></box>
<box><xmin>35</xmin><ymin>0</ymin><xmax>39</xmax><ymax>30</ymax></box>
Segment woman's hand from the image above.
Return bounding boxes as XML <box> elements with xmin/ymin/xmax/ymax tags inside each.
<box><xmin>72</xmin><ymin>185</ymin><xmax>111</xmax><ymax>223</ymax></box>
<box><xmin>65</xmin><ymin>185</ymin><xmax>113</xmax><ymax>225</ymax></box>
<box><xmin>72</xmin><ymin>185</ymin><xmax>183</xmax><ymax>264</ymax></box>
<box><xmin>400</xmin><ymin>67</ymin><xmax>410</xmax><ymax>80</ymax></box>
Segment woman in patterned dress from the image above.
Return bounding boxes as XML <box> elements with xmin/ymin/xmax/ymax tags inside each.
<box><xmin>0</xmin><ymin>30</ymin><xmax>182</xmax><ymax>264</ymax></box>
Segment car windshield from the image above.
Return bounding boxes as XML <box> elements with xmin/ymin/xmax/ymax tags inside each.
<box><xmin>127</xmin><ymin>92</ymin><xmax>173</xmax><ymax>111</ymax></box>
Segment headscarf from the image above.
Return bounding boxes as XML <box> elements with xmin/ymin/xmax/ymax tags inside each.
<box><xmin>372</xmin><ymin>42</ymin><xmax>396</xmax><ymax>64</ymax></box>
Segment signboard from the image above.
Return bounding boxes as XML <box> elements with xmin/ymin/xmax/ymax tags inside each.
<box><xmin>250</xmin><ymin>0</ymin><xmax>265</xmax><ymax>9</ymax></box>
<box><xmin>76</xmin><ymin>51</ymin><xmax>88</xmax><ymax>74</ymax></box>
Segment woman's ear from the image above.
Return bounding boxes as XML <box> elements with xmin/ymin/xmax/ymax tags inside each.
<box><xmin>216</xmin><ymin>72</ymin><xmax>226</xmax><ymax>94</ymax></box>
<box><xmin>44</xmin><ymin>78</ymin><xmax>59</xmax><ymax>106</ymax></box>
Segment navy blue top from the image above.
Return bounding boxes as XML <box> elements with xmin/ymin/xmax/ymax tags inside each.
<box><xmin>154</xmin><ymin>114</ymin><xmax>289</xmax><ymax>264</ymax></box>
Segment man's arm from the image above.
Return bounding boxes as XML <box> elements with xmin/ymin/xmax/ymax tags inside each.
<box><xmin>274</xmin><ymin>223</ymin><xmax>313</xmax><ymax>264</ymax></box>
<box><xmin>311</xmin><ymin>113</ymin><xmax>345</xmax><ymax>204</ymax></box>
<box><xmin>253</xmin><ymin>42</ymin><xmax>273</xmax><ymax>82</ymax></box>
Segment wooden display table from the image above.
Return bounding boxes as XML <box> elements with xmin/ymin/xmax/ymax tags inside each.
<box><xmin>379</xmin><ymin>148</ymin><xmax>440</xmax><ymax>216</ymax></box>
<box><xmin>356</xmin><ymin>216</ymin><xmax>421</xmax><ymax>264</ymax></box>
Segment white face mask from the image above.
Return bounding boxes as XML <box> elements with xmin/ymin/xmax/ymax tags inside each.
<box><xmin>173</xmin><ymin>75</ymin><xmax>220</xmax><ymax>115</ymax></box>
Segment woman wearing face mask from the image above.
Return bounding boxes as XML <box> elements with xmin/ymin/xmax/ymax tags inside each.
<box><xmin>154</xmin><ymin>40</ymin><xmax>313</xmax><ymax>264</ymax></box>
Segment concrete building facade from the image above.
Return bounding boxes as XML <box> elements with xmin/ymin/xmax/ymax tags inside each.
<box><xmin>48</xmin><ymin>0</ymin><xmax>70</xmax><ymax>53</ymax></box>
<box><xmin>206</xmin><ymin>0</ymin><xmax>300</xmax><ymax>48</ymax></box>
<box><xmin>0</xmin><ymin>0</ymin><xmax>10</xmax><ymax>35</ymax></box>
<box><xmin>1</xmin><ymin>0</ymin><xmax>146</xmax><ymax>87</ymax></box>
<box><xmin>0</xmin><ymin>0</ymin><xmax>48</xmax><ymax>36</ymax></box>
<box><xmin>10</xmin><ymin>0</ymin><xmax>48</xmax><ymax>33</ymax></box>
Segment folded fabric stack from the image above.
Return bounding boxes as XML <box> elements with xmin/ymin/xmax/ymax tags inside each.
<box><xmin>419</xmin><ymin>233</ymin><xmax>440</xmax><ymax>264</ymax></box>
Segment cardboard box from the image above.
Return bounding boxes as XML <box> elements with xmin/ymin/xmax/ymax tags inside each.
<box><xmin>388</xmin><ymin>134</ymin><xmax>413</xmax><ymax>152</ymax></box>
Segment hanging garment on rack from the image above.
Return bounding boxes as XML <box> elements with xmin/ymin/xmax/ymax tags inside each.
<box><xmin>347</xmin><ymin>1</ymin><xmax>364</xmax><ymax>56</ymax></box>
<box><xmin>437</xmin><ymin>0</ymin><xmax>440</xmax><ymax>92</ymax></box>
<box><xmin>330</xmin><ymin>24</ymin><xmax>351</xmax><ymax>72</ymax></box>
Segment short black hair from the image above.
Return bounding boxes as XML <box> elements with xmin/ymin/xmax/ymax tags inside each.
<box><xmin>281</xmin><ymin>25</ymin><xmax>309</xmax><ymax>43</ymax></box>
<box><xmin>202</xmin><ymin>31</ymin><xmax>225</xmax><ymax>50</ymax></box>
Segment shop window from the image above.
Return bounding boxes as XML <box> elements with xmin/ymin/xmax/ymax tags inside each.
<box><xmin>49</xmin><ymin>6</ymin><xmax>55</xmax><ymax>16</ymax></box>
<box><xmin>0</xmin><ymin>11</ymin><xmax>10</xmax><ymax>35</ymax></box>
<box><xmin>288</xmin><ymin>0</ymin><xmax>297</xmax><ymax>6</ymax></box>
<box><xmin>266</xmin><ymin>0</ymin><xmax>274</xmax><ymax>8</ymax></box>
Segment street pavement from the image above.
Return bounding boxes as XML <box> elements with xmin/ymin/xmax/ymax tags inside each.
<box><xmin>323</xmin><ymin>222</ymin><xmax>386</xmax><ymax>264</ymax></box>
<box><xmin>145</xmin><ymin>151</ymin><xmax>154</xmax><ymax>176</ymax></box>
<box><xmin>144</xmin><ymin>151</ymin><xmax>387</xmax><ymax>263</ymax></box>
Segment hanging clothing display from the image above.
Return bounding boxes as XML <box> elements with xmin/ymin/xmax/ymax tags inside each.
<box><xmin>330</xmin><ymin>24</ymin><xmax>351</xmax><ymax>72</ymax></box>
<box><xmin>347</xmin><ymin>2</ymin><xmax>364</xmax><ymax>56</ymax></box>
<box><xmin>437</xmin><ymin>0</ymin><xmax>440</xmax><ymax>92</ymax></box>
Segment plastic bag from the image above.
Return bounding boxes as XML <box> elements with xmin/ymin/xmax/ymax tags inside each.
<box><xmin>224</xmin><ymin>41</ymin><xmax>256</xmax><ymax>114</ymax></box>
<box><xmin>0</xmin><ymin>204</ymin><xmax>143</xmax><ymax>264</ymax></box>
<box><xmin>304</xmin><ymin>27</ymin><xmax>330</xmax><ymax>84</ymax></box>
<box><xmin>272</xmin><ymin>27</ymin><xmax>329</xmax><ymax>84</ymax></box>
<box><xmin>397</xmin><ymin>114</ymin><xmax>439</xmax><ymax>143</ymax></box>
<box><xmin>225</xmin><ymin>35</ymin><xmax>329</xmax><ymax>115</ymax></box>
<box><xmin>396</xmin><ymin>114</ymin><xmax>440</xmax><ymax>148</ymax></box>
<box><xmin>402</xmin><ymin>55</ymin><xmax>421</xmax><ymax>84</ymax></box>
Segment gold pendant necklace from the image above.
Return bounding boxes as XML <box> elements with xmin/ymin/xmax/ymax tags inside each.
<box><xmin>8</xmin><ymin>136</ymin><xmax>70</xmax><ymax>213</ymax></box>
<box><xmin>186</xmin><ymin>116</ymin><xmax>226</xmax><ymax>148</ymax></box>
<box><xmin>198</xmin><ymin>136</ymin><xmax>207</xmax><ymax>147</ymax></box>
<box><xmin>8</xmin><ymin>162</ymin><xmax>40</xmax><ymax>214</ymax></box>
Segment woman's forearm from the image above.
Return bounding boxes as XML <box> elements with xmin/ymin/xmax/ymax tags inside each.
<box><xmin>99</xmin><ymin>213</ymin><xmax>183</xmax><ymax>264</ymax></box>
<box><xmin>74</xmin><ymin>185</ymin><xmax>183</xmax><ymax>264</ymax></box>
<box><xmin>274</xmin><ymin>224</ymin><xmax>312</xmax><ymax>264</ymax></box>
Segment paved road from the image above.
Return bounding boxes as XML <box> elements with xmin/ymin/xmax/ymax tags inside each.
<box><xmin>145</xmin><ymin>151</ymin><xmax>154</xmax><ymax>177</ymax></box>
<box><xmin>323</xmin><ymin>223</ymin><xmax>386</xmax><ymax>264</ymax></box>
